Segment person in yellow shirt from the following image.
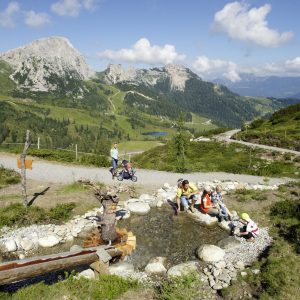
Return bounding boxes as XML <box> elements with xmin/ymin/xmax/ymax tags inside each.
<box><xmin>176</xmin><ymin>179</ymin><xmax>199</xmax><ymax>213</ymax></box>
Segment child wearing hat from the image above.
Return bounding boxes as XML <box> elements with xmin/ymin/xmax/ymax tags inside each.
<box><xmin>238</xmin><ymin>213</ymin><xmax>260</xmax><ymax>242</ymax></box>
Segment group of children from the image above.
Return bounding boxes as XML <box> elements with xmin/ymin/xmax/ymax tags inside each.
<box><xmin>176</xmin><ymin>178</ymin><xmax>259</xmax><ymax>242</ymax></box>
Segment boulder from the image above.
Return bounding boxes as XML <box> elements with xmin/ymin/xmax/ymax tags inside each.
<box><xmin>109</xmin><ymin>262</ymin><xmax>135</xmax><ymax>278</ymax></box>
<box><xmin>139</xmin><ymin>194</ymin><xmax>152</xmax><ymax>201</ymax></box>
<box><xmin>145</xmin><ymin>257</ymin><xmax>167</xmax><ymax>275</ymax></box>
<box><xmin>167</xmin><ymin>261</ymin><xmax>199</xmax><ymax>277</ymax></box>
<box><xmin>218</xmin><ymin>220</ymin><xmax>232</xmax><ymax>232</ymax></box>
<box><xmin>127</xmin><ymin>202</ymin><xmax>151</xmax><ymax>215</ymax></box>
<box><xmin>76</xmin><ymin>269</ymin><xmax>95</xmax><ymax>280</ymax></box>
<box><xmin>190</xmin><ymin>211</ymin><xmax>218</xmax><ymax>226</ymax></box>
<box><xmin>197</xmin><ymin>245</ymin><xmax>225</xmax><ymax>262</ymax></box>
<box><xmin>217</xmin><ymin>236</ymin><xmax>241</xmax><ymax>250</ymax></box>
<box><xmin>20</xmin><ymin>239</ymin><xmax>34</xmax><ymax>251</ymax></box>
<box><xmin>156</xmin><ymin>200</ymin><xmax>163</xmax><ymax>208</ymax></box>
<box><xmin>214</xmin><ymin>260</ymin><xmax>226</xmax><ymax>270</ymax></box>
<box><xmin>38</xmin><ymin>235</ymin><xmax>60</xmax><ymax>248</ymax></box>
<box><xmin>5</xmin><ymin>239</ymin><xmax>17</xmax><ymax>252</ymax></box>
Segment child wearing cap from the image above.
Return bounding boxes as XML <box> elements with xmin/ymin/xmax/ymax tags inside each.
<box><xmin>238</xmin><ymin>213</ymin><xmax>260</xmax><ymax>242</ymax></box>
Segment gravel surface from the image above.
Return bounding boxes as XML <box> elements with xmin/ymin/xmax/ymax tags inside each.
<box><xmin>0</xmin><ymin>153</ymin><xmax>291</xmax><ymax>188</ymax></box>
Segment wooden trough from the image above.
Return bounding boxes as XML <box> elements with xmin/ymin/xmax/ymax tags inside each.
<box><xmin>0</xmin><ymin>245</ymin><xmax>122</xmax><ymax>286</ymax></box>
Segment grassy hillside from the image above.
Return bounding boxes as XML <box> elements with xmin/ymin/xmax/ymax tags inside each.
<box><xmin>133</xmin><ymin>141</ymin><xmax>300</xmax><ymax>178</ymax></box>
<box><xmin>237</xmin><ymin>103</ymin><xmax>300</xmax><ymax>151</ymax></box>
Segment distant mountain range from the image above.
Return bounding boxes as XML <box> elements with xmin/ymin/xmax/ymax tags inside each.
<box><xmin>0</xmin><ymin>36</ymin><xmax>299</xmax><ymax>128</ymax></box>
<box><xmin>214</xmin><ymin>74</ymin><xmax>300</xmax><ymax>98</ymax></box>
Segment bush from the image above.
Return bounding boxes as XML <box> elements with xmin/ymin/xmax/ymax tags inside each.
<box><xmin>270</xmin><ymin>199</ymin><xmax>300</xmax><ymax>220</ymax></box>
<box><xmin>0</xmin><ymin>202</ymin><xmax>77</xmax><ymax>229</ymax></box>
<box><xmin>48</xmin><ymin>203</ymin><xmax>76</xmax><ymax>222</ymax></box>
<box><xmin>0</xmin><ymin>166</ymin><xmax>21</xmax><ymax>189</ymax></box>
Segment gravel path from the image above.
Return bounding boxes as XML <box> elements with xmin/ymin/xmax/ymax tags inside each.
<box><xmin>215</xmin><ymin>129</ymin><xmax>300</xmax><ymax>156</ymax></box>
<box><xmin>0</xmin><ymin>153</ymin><xmax>291</xmax><ymax>187</ymax></box>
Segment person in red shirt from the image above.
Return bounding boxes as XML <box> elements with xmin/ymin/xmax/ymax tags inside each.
<box><xmin>200</xmin><ymin>186</ymin><xmax>220</xmax><ymax>217</ymax></box>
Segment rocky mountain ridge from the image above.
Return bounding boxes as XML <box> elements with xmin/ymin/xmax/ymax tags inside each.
<box><xmin>101</xmin><ymin>63</ymin><xmax>193</xmax><ymax>91</ymax></box>
<box><xmin>0</xmin><ymin>36</ymin><xmax>94</xmax><ymax>93</ymax></box>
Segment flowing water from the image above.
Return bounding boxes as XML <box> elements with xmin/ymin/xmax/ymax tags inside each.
<box><xmin>118</xmin><ymin>205</ymin><xmax>228</xmax><ymax>269</ymax></box>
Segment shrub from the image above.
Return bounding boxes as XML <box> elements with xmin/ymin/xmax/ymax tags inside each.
<box><xmin>48</xmin><ymin>203</ymin><xmax>76</xmax><ymax>222</ymax></box>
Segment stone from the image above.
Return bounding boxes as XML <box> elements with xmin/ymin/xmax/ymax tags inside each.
<box><xmin>145</xmin><ymin>257</ymin><xmax>167</xmax><ymax>275</ymax></box>
<box><xmin>156</xmin><ymin>200</ymin><xmax>163</xmax><ymax>208</ymax></box>
<box><xmin>241</xmin><ymin>271</ymin><xmax>247</xmax><ymax>277</ymax></box>
<box><xmin>90</xmin><ymin>261</ymin><xmax>109</xmax><ymax>274</ymax></box>
<box><xmin>76</xmin><ymin>269</ymin><xmax>95</xmax><ymax>280</ymax></box>
<box><xmin>218</xmin><ymin>220</ymin><xmax>232</xmax><ymax>232</ymax></box>
<box><xmin>214</xmin><ymin>260</ymin><xmax>226</xmax><ymax>270</ymax></box>
<box><xmin>197</xmin><ymin>245</ymin><xmax>225</xmax><ymax>262</ymax></box>
<box><xmin>252</xmin><ymin>269</ymin><xmax>260</xmax><ymax>274</ymax></box>
<box><xmin>217</xmin><ymin>236</ymin><xmax>241</xmax><ymax>250</ymax></box>
<box><xmin>38</xmin><ymin>235</ymin><xmax>60</xmax><ymax>248</ymax></box>
<box><xmin>70</xmin><ymin>244</ymin><xmax>83</xmax><ymax>252</ymax></box>
<box><xmin>20</xmin><ymin>239</ymin><xmax>34</xmax><ymax>251</ymax></box>
<box><xmin>235</xmin><ymin>261</ymin><xmax>245</xmax><ymax>270</ymax></box>
<box><xmin>19</xmin><ymin>253</ymin><xmax>25</xmax><ymax>260</ymax></box>
<box><xmin>213</xmin><ymin>269</ymin><xmax>220</xmax><ymax>277</ymax></box>
<box><xmin>5</xmin><ymin>240</ymin><xmax>17</xmax><ymax>252</ymax></box>
<box><xmin>126</xmin><ymin>198</ymin><xmax>140</xmax><ymax>203</ymax></box>
<box><xmin>109</xmin><ymin>262</ymin><xmax>135</xmax><ymax>277</ymax></box>
<box><xmin>212</xmin><ymin>283</ymin><xmax>223</xmax><ymax>290</ymax></box>
<box><xmin>190</xmin><ymin>211</ymin><xmax>218</xmax><ymax>226</ymax></box>
<box><xmin>167</xmin><ymin>261</ymin><xmax>199</xmax><ymax>277</ymax></box>
<box><xmin>139</xmin><ymin>194</ymin><xmax>152</xmax><ymax>201</ymax></box>
<box><xmin>127</xmin><ymin>202</ymin><xmax>151</xmax><ymax>215</ymax></box>
<box><xmin>209</xmin><ymin>279</ymin><xmax>216</xmax><ymax>287</ymax></box>
<box><xmin>96</xmin><ymin>248</ymin><xmax>112</xmax><ymax>263</ymax></box>
<box><xmin>217</xmin><ymin>273</ymin><xmax>231</xmax><ymax>284</ymax></box>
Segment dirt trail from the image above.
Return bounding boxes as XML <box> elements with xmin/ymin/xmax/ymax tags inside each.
<box><xmin>0</xmin><ymin>153</ymin><xmax>291</xmax><ymax>188</ymax></box>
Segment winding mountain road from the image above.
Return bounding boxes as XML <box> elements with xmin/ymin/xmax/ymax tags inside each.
<box><xmin>214</xmin><ymin>129</ymin><xmax>300</xmax><ymax>156</ymax></box>
<box><xmin>0</xmin><ymin>153</ymin><xmax>292</xmax><ymax>187</ymax></box>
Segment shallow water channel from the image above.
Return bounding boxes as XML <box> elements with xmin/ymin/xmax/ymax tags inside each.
<box><xmin>118</xmin><ymin>205</ymin><xmax>228</xmax><ymax>269</ymax></box>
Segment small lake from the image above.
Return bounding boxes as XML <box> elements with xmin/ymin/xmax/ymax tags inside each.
<box><xmin>142</xmin><ymin>131</ymin><xmax>168</xmax><ymax>136</ymax></box>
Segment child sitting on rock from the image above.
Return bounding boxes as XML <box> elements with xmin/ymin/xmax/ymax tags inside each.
<box><xmin>235</xmin><ymin>213</ymin><xmax>260</xmax><ymax>242</ymax></box>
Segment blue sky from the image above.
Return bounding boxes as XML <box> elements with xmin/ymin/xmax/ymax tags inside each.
<box><xmin>0</xmin><ymin>0</ymin><xmax>299</xmax><ymax>81</ymax></box>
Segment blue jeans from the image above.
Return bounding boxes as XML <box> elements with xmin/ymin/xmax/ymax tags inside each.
<box><xmin>180</xmin><ymin>195</ymin><xmax>198</xmax><ymax>208</ymax></box>
<box><xmin>112</xmin><ymin>158</ymin><xmax>118</xmax><ymax>171</ymax></box>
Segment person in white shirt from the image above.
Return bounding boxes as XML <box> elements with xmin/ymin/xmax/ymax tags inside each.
<box><xmin>238</xmin><ymin>213</ymin><xmax>260</xmax><ymax>242</ymax></box>
<box><xmin>110</xmin><ymin>143</ymin><xmax>118</xmax><ymax>178</ymax></box>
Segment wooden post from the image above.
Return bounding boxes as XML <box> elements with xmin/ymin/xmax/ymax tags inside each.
<box><xmin>20</xmin><ymin>130</ymin><xmax>31</xmax><ymax>207</ymax></box>
<box><xmin>37</xmin><ymin>137</ymin><xmax>40</xmax><ymax>149</ymax></box>
<box><xmin>129</xmin><ymin>153</ymin><xmax>131</xmax><ymax>162</ymax></box>
<box><xmin>75</xmin><ymin>144</ymin><xmax>78</xmax><ymax>160</ymax></box>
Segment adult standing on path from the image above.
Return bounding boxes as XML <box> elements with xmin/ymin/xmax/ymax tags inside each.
<box><xmin>110</xmin><ymin>143</ymin><xmax>118</xmax><ymax>179</ymax></box>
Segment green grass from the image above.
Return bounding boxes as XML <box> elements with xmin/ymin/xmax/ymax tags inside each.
<box><xmin>133</xmin><ymin>141</ymin><xmax>300</xmax><ymax>178</ymax></box>
<box><xmin>0</xmin><ymin>166</ymin><xmax>21</xmax><ymax>189</ymax></box>
<box><xmin>0</xmin><ymin>202</ymin><xmax>77</xmax><ymax>228</ymax></box>
<box><xmin>57</xmin><ymin>182</ymin><xmax>88</xmax><ymax>194</ymax></box>
<box><xmin>0</xmin><ymin>275</ymin><xmax>139</xmax><ymax>300</ymax></box>
<box><xmin>118</xmin><ymin>140</ymin><xmax>164</xmax><ymax>153</ymax></box>
<box><xmin>237</xmin><ymin>103</ymin><xmax>300</xmax><ymax>151</ymax></box>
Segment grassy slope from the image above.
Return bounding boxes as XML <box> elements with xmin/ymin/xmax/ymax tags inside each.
<box><xmin>133</xmin><ymin>141</ymin><xmax>300</xmax><ymax>178</ymax></box>
<box><xmin>237</xmin><ymin>103</ymin><xmax>300</xmax><ymax>151</ymax></box>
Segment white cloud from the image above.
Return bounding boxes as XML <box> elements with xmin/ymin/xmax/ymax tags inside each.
<box><xmin>25</xmin><ymin>11</ymin><xmax>51</xmax><ymax>28</ymax></box>
<box><xmin>193</xmin><ymin>56</ymin><xmax>240</xmax><ymax>82</ymax></box>
<box><xmin>97</xmin><ymin>38</ymin><xmax>186</xmax><ymax>65</ymax></box>
<box><xmin>51</xmin><ymin>0</ymin><xmax>81</xmax><ymax>16</ymax></box>
<box><xmin>243</xmin><ymin>57</ymin><xmax>300</xmax><ymax>77</ymax></box>
<box><xmin>0</xmin><ymin>1</ymin><xmax>20</xmax><ymax>28</ymax></box>
<box><xmin>51</xmin><ymin>0</ymin><xmax>98</xmax><ymax>16</ymax></box>
<box><xmin>212</xmin><ymin>1</ymin><xmax>293</xmax><ymax>48</ymax></box>
<box><xmin>83</xmin><ymin>0</ymin><xmax>97</xmax><ymax>11</ymax></box>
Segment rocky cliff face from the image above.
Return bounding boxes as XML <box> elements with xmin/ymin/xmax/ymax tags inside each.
<box><xmin>102</xmin><ymin>63</ymin><xmax>194</xmax><ymax>91</ymax></box>
<box><xmin>0</xmin><ymin>36</ymin><xmax>94</xmax><ymax>93</ymax></box>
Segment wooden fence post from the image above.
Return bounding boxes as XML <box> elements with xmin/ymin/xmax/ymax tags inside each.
<box><xmin>37</xmin><ymin>137</ymin><xmax>40</xmax><ymax>149</ymax></box>
<box><xmin>75</xmin><ymin>144</ymin><xmax>78</xmax><ymax>160</ymax></box>
<box><xmin>20</xmin><ymin>130</ymin><xmax>31</xmax><ymax>207</ymax></box>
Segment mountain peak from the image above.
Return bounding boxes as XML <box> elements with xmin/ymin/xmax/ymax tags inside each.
<box><xmin>0</xmin><ymin>36</ymin><xmax>94</xmax><ymax>92</ymax></box>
